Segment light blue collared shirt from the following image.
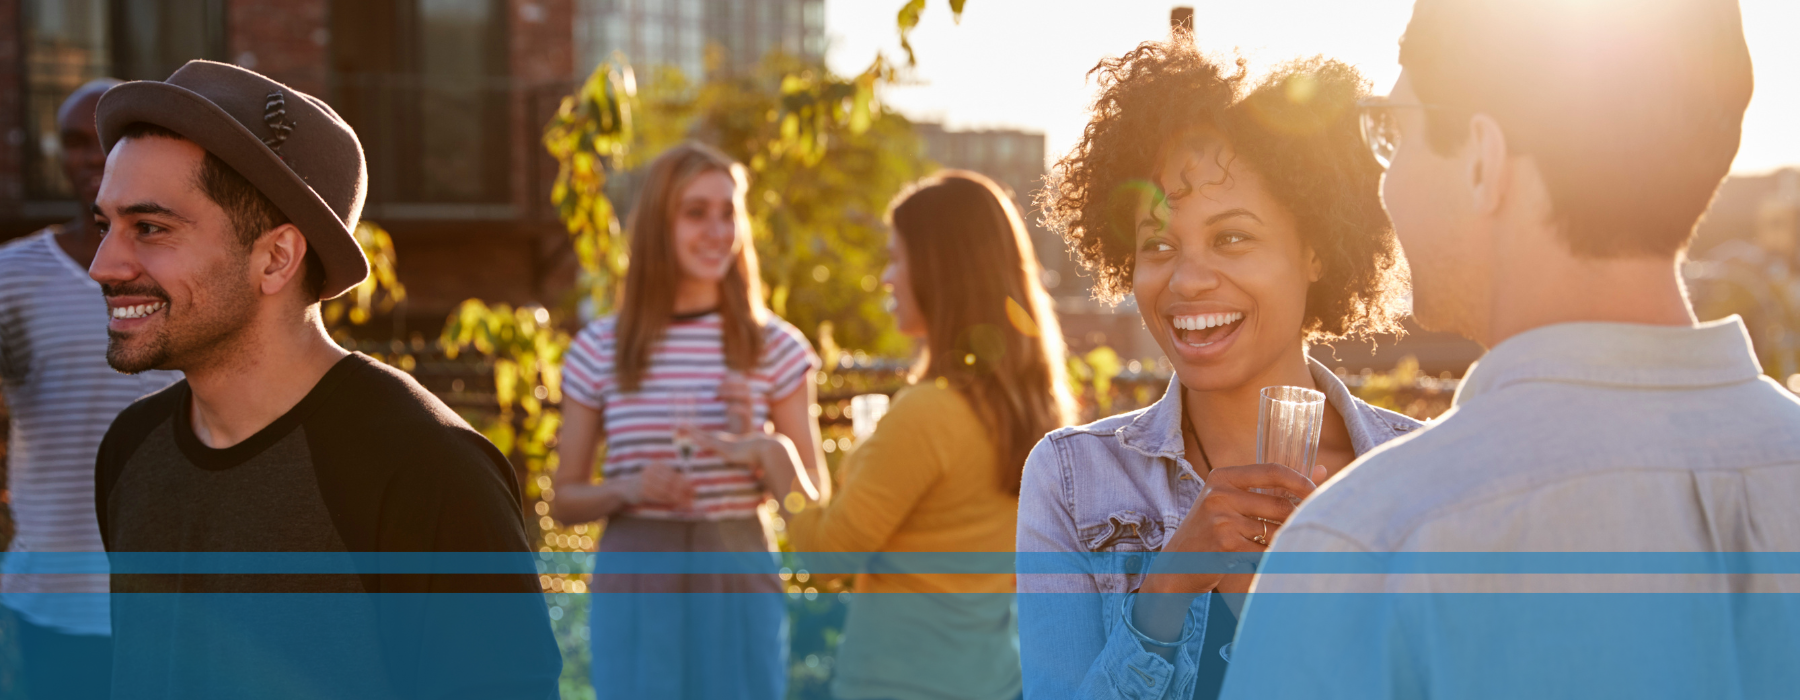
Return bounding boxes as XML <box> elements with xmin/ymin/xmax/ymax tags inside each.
<box><xmin>1223</xmin><ymin>317</ymin><xmax>1800</xmax><ymax>700</ymax></box>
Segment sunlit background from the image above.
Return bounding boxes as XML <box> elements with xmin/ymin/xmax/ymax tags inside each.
<box><xmin>827</xmin><ymin>0</ymin><xmax>1800</xmax><ymax>175</ymax></box>
<box><xmin>2</xmin><ymin>3</ymin><xmax>1799</xmax><ymax>698</ymax></box>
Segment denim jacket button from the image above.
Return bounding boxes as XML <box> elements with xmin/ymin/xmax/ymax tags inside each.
<box><xmin>1124</xmin><ymin>554</ymin><xmax>1143</xmax><ymax>573</ymax></box>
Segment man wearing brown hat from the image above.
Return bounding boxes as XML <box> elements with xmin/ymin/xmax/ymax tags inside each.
<box><xmin>87</xmin><ymin>60</ymin><xmax>559</xmax><ymax>698</ymax></box>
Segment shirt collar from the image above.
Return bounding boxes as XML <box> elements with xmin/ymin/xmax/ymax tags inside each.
<box><xmin>1453</xmin><ymin>315</ymin><xmax>1764</xmax><ymax>407</ymax></box>
<box><xmin>1117</xmin><ymin>356</ymin><xmax>1408</xmax><ymax>461</ymax></box>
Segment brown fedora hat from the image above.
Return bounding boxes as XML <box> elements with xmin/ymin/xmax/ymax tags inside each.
<box><xmin>95</xmin><ymin>60</ymin><xmax>369</xmax><ymax>300</ymax></box>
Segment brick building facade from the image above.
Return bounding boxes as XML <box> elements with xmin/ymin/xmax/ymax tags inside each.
<box><xmin>2</xmin><ymin>0</ymin><xmax>580</xmax><ymax>337</ymax></box>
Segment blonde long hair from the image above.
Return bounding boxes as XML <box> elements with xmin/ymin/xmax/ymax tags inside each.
<box><xmin>888</xmin><ymin>171</ymin><xmax>1074</xmax><ymax>495</ymax></box>
<box><xmin>615</xmin><ymin>143</ymin><xmax>765</xmax><ymax>392</ymax></box>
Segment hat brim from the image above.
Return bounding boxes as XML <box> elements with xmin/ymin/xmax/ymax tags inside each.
<box><xmin>96</xmin><ymin>81</ymin><xmax>369</xmax><ymax>300</ymax></box>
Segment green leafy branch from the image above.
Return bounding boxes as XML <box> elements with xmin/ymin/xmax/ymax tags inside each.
<box><xmin>895</xmin><ymin>0</ymin><xmax>968</xmax><ymax>66</ymax></box>
<box><xmin>544</xmin><ymin>59</ymin><xmax>638</xmax><ymax>314</ymax></box>
<box><xmin>323</xmin><ymin>221</ymin><xmax>407</xmax><ymax>331</ymax></box>
<box><xmin>438</xmin><ymin>300</ymin><xmax>567</xmax><ymax>466</ymax></box>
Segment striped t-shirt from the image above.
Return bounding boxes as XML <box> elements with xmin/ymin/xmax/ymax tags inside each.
<box><xmin>0</xmin><ymin>229</ymin><xmax>179</xmax><ymax>635</ymax></box>
<box><xmin>563</xmin><ymin>311</ymin><xmax>818</xmax><ymax>521</ymax></box>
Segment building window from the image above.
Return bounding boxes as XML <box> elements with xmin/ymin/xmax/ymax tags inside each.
<box><xmin>20</xmin><ymin>0</ymin><xmax>224</xmax><ymax>199</ymax></box>
<box><xmin>111</xmin><ymin>0</ymin><xmax>227</xmax><ymax>81</ymax></box>
<box><xmin>577</xmin><ymin>0</ymin><xmax>706</xmax><ymax>83</ymax></box>
<box><xmin>417</xmin><ymin>0</ymin><xmax>502</xmax><ymax>202</ymax></box>
<box><xmin>331</xmin><ymin>0</ymin><xmax>510</xmax><ymax>205</ymax></box>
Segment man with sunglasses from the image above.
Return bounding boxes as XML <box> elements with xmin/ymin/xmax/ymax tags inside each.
<box><xmin>1222</xmin><ymin>1</ymin><xmax>1800</xmax><ymax>698</ymax></box>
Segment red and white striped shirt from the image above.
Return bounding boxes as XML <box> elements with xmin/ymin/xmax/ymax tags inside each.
<box><xmin>563</xmin><ymin>311</ymin><xmax>819</xmax><ymax>520</ymax></box>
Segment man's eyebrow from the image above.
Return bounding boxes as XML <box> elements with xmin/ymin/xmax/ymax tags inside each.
<box><xmin>1204</xmin><ymin>208</ymin><xmax>1262</xmax><ymax>226</ymax></box>
<box><xmin>113</xmin><ymin>202</ymin><xmax>194</xmax><ymax>224</ymax></box>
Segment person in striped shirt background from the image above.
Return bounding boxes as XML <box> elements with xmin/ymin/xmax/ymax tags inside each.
<box><xmin>0</xmin><ymin>80</ymin><xmax>179</xmax><ymax>699</ymax></box>
<box><xmin>548</xmin><ymin>142</ymin><xmax>827</xmax><ymax>700</ymax></box>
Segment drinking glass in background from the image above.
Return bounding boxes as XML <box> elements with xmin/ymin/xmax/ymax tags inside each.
<box><xmin>1254</xmin><ymin>385</ymin><xmax>1326</xmax><ymax>503</ymax></box>
<box><xmin>721</xmin><ymin>370</ymin><xmax>752</xmax><ymax>434</ymax></box>
<box><xmin>671</xmin><ymin>393</ymin><xmax>699</xmax><ymax>516</ymax></box>
<box><xmin>850</xmin><ymin>393</ymin><xmax>890</xmax><ymax>443</ymax></box>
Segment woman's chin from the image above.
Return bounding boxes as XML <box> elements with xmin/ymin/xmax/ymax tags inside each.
<box><xmin>678</xmin><ymin>266</ymin><xmax>732</xmax><ymax>285</ymax></box>
<box><xmin>1162</xmin><ymin>330</ymin><xmax>1264</xmax><ymax>392</ymax></box>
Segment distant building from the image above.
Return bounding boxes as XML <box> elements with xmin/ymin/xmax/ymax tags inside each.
<box><xmin>574</xmin><ymin>0</ymin><xmax>824</xmax><ymax>81</ymax></box>
<box><xmin>2</xmin><ymin>0</ymin><xmax>579</xmax><ymax>334</ymax></box>
<box><xmin>12</xmin><ymin>0</ymin><xmax>229</xmax><ymax>208</ymax></box>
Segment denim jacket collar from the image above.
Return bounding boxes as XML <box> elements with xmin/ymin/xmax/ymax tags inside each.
<box><xmin>1115</xmin><ymin>356</ymin><xmax>1414</xmax><ymax>465</ymax></box>
<box><xmin>1453</xmin><ymin>315</ymin><xmax>1763</xmax><ymax>408</ymax></box>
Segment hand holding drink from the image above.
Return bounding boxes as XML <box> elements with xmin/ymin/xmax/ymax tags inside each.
<box><xmin>1141</xmin><ymin>385</ymin><xmax>1328</xmax><ymax>597</ymax></box>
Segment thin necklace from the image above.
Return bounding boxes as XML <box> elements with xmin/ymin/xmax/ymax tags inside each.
<box><xmin>1179</xmin><ymin>392</ymin><xmax>1215</xmax><ymax>477</ymax></box>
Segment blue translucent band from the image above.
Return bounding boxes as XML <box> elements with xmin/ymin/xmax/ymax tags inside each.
<box><xmin>11</xmin><ymin>551</ymin><xmax>1800</xmax><ymax>575</ymax></box>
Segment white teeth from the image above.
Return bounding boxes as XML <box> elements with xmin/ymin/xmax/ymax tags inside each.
<box><xmin>1172</xmin><ymin>312</ymin><xmax>1243</xmax><ymax>331</ymax></box>
<box><xmin>110</xmin><ymin>302</ymin><xmax>166</xmax><ymax>320</ymax></box>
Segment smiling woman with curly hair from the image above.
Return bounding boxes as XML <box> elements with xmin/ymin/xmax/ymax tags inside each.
<box><xmin>1017</xmin><ymin>38</ymin><xmax>1418</xmax><ymax>700</ymax></box>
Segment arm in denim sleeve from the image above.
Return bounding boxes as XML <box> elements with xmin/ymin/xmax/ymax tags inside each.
<box><xmin>1217</xmin><ymin>524</ymin><xmax>1421</xmax><ymax>700</ymax></box>
<box><xmin>1016</xmin><ymin>437</ymin><xmax>1209</xmax><ymax>700</ymax></box>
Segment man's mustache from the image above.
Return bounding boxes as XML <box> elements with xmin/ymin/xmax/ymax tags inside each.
<box><xmin>101</xmin><ymin>282</ymin><xmax>170</xmax><ymax>303</ymax></box>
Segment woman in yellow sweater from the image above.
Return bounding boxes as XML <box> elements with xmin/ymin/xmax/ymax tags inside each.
<box><xmin>697</xmin><ymin>170</ymin><xmax>1073</xmax><ymax>700</ymax></box>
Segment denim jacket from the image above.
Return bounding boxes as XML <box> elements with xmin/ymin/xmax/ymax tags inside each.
<box><xmin>1016</xmin><ymin>358</ymin><xmax>1422</xmax><ymax>700</ymax></box>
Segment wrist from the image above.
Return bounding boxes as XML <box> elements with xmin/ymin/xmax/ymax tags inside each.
<box><xmin>1137</xmin><ymin>570</ymin><xmax>1214</xmax><ymax>598</ymax></box>
<box><xmin>610</xmin><ymin>476</ymin><xmax>641</xmax><ymax>505</ymax></box>
<box><xmin>1122</xmin><ymin>593</ymin><xmax>1202</xmax><ymax>648</ymax></box>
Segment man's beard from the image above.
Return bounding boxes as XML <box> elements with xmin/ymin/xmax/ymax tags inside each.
<box><xmin>105</xmin><ymin>256</ymin><xmax>258</xmax><ymax>374</ymax></box>
<box><xmin>1405</xmin><ymin>252</ymin><xmax>1484</xmax><ymax>342</ymax></box>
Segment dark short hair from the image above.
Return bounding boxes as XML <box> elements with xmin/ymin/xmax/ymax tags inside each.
<box><xmin>1039</xmin><ymin>39</ymin><xmax>1408</xmax><ymax>342</ymax></box>
<box><xmin>1400</xmin><ymin>0</ymin><xmax>1753</xmax><ymax>257</ymax></box>
<box><xmin>116</xmin><ymin>122</ymin><xmax>326</xmax><ymax>299</ymax></box>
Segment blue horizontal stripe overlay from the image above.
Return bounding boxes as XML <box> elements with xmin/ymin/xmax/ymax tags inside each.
<box><xmin>12</xmin><ymin>591</ymin><xmax>1796</xmax><ymax>697</ymax></box>
<box><xmin>11</xmin><ymin>551</ymin><xmax>1800</xmax><ymax>574</ymax></box>
<box><xmin>1216</xmin><ymin>592</ymin><xmax>1800</xmax><ymax>699</ymax></box>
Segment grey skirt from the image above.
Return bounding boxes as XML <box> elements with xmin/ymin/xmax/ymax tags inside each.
<box><xmin>588</xmin><ymin>517</ymin><xmax>787</xmax><ymax>700</ymax></box>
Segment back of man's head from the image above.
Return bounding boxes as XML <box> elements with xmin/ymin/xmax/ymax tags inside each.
<box><xmin>1400</xmin><ymin>0</ymin><xmax>1752</xmax><ymax>258</ymax></box>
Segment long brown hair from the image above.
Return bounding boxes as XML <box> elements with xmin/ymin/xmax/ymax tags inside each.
<box><xmin>888</xmin><ymin>171</ymin><xmax>1074</xmax><ymax>495</ymax></box>
<box><xmin>616</xmin><ymin>142</ymin><xmax>765</xmax><ymax>392</ymax></box>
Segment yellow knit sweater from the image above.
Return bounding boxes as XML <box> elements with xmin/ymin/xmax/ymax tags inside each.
<box><xmin>787</xmin><ymin>381</ymin><xmax>1017</xmax><ymax>594</ymax></box>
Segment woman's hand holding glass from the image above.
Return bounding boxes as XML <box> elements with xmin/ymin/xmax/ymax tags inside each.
<box><xmin>1139</xmin><ymin>463</ymin><xmax>1325</xmax><ymax>596</ymax></box>
<box><xmin>1128</xmin><ymin>462</ymin><xmax>1323</xmax><ymax>654</ymax></box>
<box><xmin>619</xmin><ymin>461</ymin><xmax>695</xmax><ymax>510</ymax></box>
<box><xmin>683</xmin><ymin>428</ymin><xmax>812</xmax><ymax>501</ymax></box>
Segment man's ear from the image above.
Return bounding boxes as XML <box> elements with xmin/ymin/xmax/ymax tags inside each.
<box><xmin>1466</xmin><ymin>114</ymin><xmax>1511</xmax><ymax>217</ymax></box>
<box><xmin>255</xmin><ymin>223</ymin><xmax>309</xmax><ymax>298</ymax></box>
<box><xmin>1305</xmin><ymin>246</ymin><xmax>1323</xmax><ymax>283</ymax></box>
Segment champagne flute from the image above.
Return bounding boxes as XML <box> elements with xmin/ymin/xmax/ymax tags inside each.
<box><xmin>1254</xmin><ymin>385</ymin><xmax>1325</xmax><ymax>504</ymax></box>
<box><xmin>671</xmin><ymin>393</ymin><xmax>698</xmax><ymax>515</ymax></box>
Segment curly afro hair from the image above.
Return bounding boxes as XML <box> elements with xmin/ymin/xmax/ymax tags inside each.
<box><xmin>1037</xmin><ymin>38</ymin><xmax>1409</xmax><ymax>343</ymax></box>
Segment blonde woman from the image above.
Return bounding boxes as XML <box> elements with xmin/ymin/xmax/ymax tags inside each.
<box><xmin>550</xmin><ymin>142</ymin><xmax>827</xmax><ymax>700</ymax></box>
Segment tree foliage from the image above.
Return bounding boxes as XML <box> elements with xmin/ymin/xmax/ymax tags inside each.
<box><xmin>323</xmin><ymin>221</ymin><xmax>407</xmax><ymax>333</ymax></box>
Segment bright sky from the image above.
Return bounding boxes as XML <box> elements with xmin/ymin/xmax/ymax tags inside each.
<box><xmin>825</xmin><ymin>0</ymin><xmax>1800</xmax><ymax>175</ymax></box>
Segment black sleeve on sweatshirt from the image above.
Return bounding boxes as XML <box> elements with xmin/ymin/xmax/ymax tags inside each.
<box><xmin>94</xmin><ymin>381</ymin><xmax>190</xmax><ymax>552</ymax></box>
<box><xmin>302</xmin><ymin>357</ymin><xmax>561</xmax><ymax>700</ymax></box>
